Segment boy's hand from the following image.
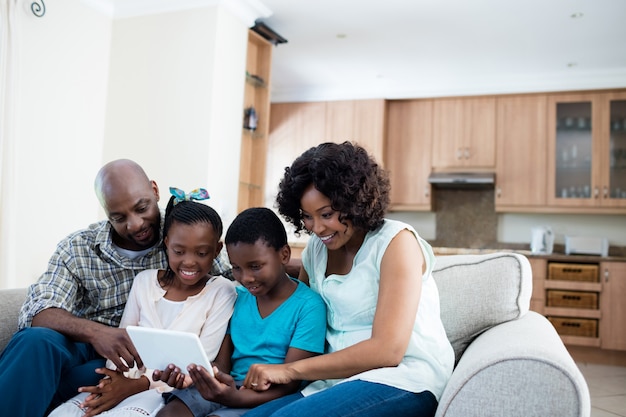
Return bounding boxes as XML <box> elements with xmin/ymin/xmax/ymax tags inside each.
<box><xmin>152</xmin><ymin>364</ymin><xmax>193</xmax><ymax>389</ymax></box>
<box><xmin>188</xmin><ymin>365</ymin><xmax>238</xmax><ymax>403</ymax></box>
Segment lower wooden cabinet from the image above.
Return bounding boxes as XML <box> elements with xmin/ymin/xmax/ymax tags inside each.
<box><xmin>530</xmin><ymin>256</ymin><xmax>626</xmax><ymax>351</ymax></box>
<box><xmin>528</xmin><ymin>258</ymin><xmax>546</xmax><ymax>314</ymax></box>
<box><xmin>599</xmin><ymin>262</ymin><xmax>626</xmax><ymax>350</ymax></box>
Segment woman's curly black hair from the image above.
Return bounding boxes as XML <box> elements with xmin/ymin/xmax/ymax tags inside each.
<box><xmin>276</xmin><ymin>141</ymin><xmax>390</xmax><ymax>235</ymax></box>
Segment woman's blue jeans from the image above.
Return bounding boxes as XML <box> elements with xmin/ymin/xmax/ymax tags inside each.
<box><xmin>242</xmin><ymin>380</ymin><xmax>438</xmax><ymax>417</ymax></box>
<box><xmin>0</xmin><ymin>327</ymin><xmax>105</xmax><ymax>417</ymax></box>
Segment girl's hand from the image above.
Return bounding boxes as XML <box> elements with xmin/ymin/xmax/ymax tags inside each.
<box><xmin>243</xmin><ymin>363</ymin><xmax>294</xmax><ymax>391</ymax></box>
<box><xmin>78</xmin><ymin>368</ymin><xmax>147</xmax><ymax>417</ymax></box>
<box><xmin>188</xmin><ymin>365</ymin><xmax>239</xmax><ymax>402</ymax></box>
<box><xmin>152</xmin><ymin>364</ymin><xmax>193</xmax><ymax>389</ymax></box>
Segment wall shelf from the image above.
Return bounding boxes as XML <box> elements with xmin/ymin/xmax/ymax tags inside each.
<box><xmin>237</xmin><ymin>30</ymin><xmax>273</xmax><ymax>213</ymax></box>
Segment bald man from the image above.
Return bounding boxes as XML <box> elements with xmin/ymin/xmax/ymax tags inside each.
<box><xmin>0</xmin><ymin>159</ymin><xmax>231</xmax><ymax>416</ymax></box>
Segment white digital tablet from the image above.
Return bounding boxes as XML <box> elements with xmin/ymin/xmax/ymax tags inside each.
<box><xmin>126</xmin><ymin>326</ymin><xmax>214</xmax><ymax>376</ymax></box>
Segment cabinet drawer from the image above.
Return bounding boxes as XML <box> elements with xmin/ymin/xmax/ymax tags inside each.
<box><xmin>548</xmin><ymin>316</ymin><xmax>598</xmax><ymax>338</ymax></box>
<box><xmin>548</xmin><ymin>263</ymin><xmax>599</xmax><ymax>282</ymax></box>
<box><xmin>546</xmin><ymin>290</ymin><xmax>598</xmax><ymax>309</ymax></box>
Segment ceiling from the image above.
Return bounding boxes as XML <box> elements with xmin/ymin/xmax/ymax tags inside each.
<box><xmin>256</xmin><ymin>0</ymin><xmax>626</xmax><ymax>102</ymax></box>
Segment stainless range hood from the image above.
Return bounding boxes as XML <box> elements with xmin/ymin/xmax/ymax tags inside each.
<box><xmin>428</xmin><ymin>172</ymin><xmax>495</xmax><ymax>189</ymax></box>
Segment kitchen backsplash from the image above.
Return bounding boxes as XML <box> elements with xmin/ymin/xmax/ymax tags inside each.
<box><xmin>429</xmin><ymin>188</ymin><xmax>499</xmax><ymax>248</ymax></box>
<box><xmin>428</xmin><ymin>188</ymin><xmax>626</xmax><ymax>257</ymax></box>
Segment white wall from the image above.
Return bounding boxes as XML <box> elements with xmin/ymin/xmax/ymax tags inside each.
<box><xmin>1</xmin><ymin>1</ymin><xmax>112</xmax><ymax>288</ymax></box>
<box><xmin>498</xmin><ymin>213</ymin><xmax>626</xmax><ymax>248</ymax></box>
<box><xmin>386</xmin><ymin>211</ymin><xmax>626</xmax><ymax>248</ymax></box>
<box><xmin>0</xmin><ymin>2</ymin><xmax>253</xmax><ymax>289</ymax></box>
<box><xmin>102</xmin><ymin>7</ymin><xmax>247</xmax><ymax>228</ymax></box>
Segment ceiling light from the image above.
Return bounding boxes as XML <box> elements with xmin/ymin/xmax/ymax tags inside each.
<box><xmin>570</xmin><ymin>12</ymin><xmax>584</xmax><ymax>19</ymax></box>
<box><xmin>567</xmin><ymin>62</ymin><xmax>578</xmax><ymax>68</ymax></box>
<box><xmin>336</xmin><ymin>34</ymin><xmax>347</xmax><ymax>39</ymax></box>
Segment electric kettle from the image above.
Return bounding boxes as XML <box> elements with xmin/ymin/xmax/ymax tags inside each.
<box><xmin>531</xmin><ymin>226</ymin><xmax>554</xmax><ymax>254</ymax></box>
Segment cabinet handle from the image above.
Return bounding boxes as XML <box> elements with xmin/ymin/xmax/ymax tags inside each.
<box><xmin>496</xmin><ymin>187</ymin><xmax>501</xmax><ymax>198</ymax></box>
<box><xmin>605</xmin><ymin>268</ymin><xmax>609</xmax><ymax>283</ymax></box>
<box><xmin>424</xmin><ymin>186</ymin><xmax>430</xmax><ymax>198</ymax></box>
<box><xmin>456</xmin><ymin>148</ymin><xmax>463</xmax><ymax>160</ymax></box>
<box><xmin>464</xmin><ymin>147</ymin><xmax>470</xmax><ymax>159</ymax></box>
<box><xmin>594</xmin><ymin>187</ymin><xmax>600</xmax><ymax>199</ymax></box>
<box><xmin>603</xmin><ymin>186</ymin><xmax>609</xmax><ymax>199</ymax></box>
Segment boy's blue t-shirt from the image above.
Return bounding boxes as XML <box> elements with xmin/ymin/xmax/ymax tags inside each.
<box><xmin>228</xmin><ymin>278</ymin><xmax>327</xmax><ymax>381</ymax></box>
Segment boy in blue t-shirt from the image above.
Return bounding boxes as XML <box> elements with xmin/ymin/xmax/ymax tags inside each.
<box><xmin>153</xmin><ymin>207</ymin><xmax>327</xmax><ymax>417</ymax></box>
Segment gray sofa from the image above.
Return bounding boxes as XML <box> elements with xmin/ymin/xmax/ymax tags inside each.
<box><xmin>0</xmin><ymin>252</ymin><xmax>589</xmax><ymax>417</ymax></box>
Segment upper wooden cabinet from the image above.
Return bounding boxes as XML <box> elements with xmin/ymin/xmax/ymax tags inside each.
<box><xmin>238</xmin><ymin>31</ymin><xmax>272</xmax><ymax>213</ymax></box>
<box><xmin>385</xmin><ymin>100</ymin><xmax>433</xmax><ymax>210</ymax></box>
<box><xmin>495</xmin><ymin>95</ymin><xmax>548</xmax><ymax>210</ymax></box>
<box><xmin>324</xmin><ymin>99</ymin><xmax>386</xmax><ymax>163</ymax></box>
<box><xmin>432</xmin><ymin>97</ymin><xmax>497</xmax><ymax>169</ymax></box>
<box><xmin>264</xmin><ymin>100</ymin><xmax>386</xmax><ymax>207</ymax></box>
<box><xmin>264</xmin><ymin>102</ymin><xmax>327</xmax><ymax>207</ymax></box>
<box><xmin>547</xmin><ymin>91</ymin><xmax>626</xmax><ymax>212</ymax></box>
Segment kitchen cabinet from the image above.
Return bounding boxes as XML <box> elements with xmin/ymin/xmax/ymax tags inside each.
<box><xmin>547</xmin><ymin>91</ymin><xmax>626</xmax><ymax>213</ymax></box>
<box><xmin>265</xmin><ymin>100</ymin><xmax>386</xmax><ymax>207</ymax></box>
<box><xmin>238</xmin><ymin>30</ymin><xmax>273</xmax><ymax>212</ymax></box>
<box><xmin>528</xmin><ymin>257</ymin><xmax>546</xmax><ymax>314</ymax></box>
<box><xmin>533</xmin><ymin>257</ymin><xmax>626</xmax><ymax>351</ymax></box>
<box><xmin>264</xmin><ymin>102</ymin><xmax>327</xmax><ymax>207</ymax></box>
<box><xmin>385</xmin><ymin>100</ymin><xmax>433</xmax><ymax>210</ymax></box>
<box><xmin>495</xmin><ymin>95</ymin><xmax>548</xmax><ymax>210</ymax></box>
<box><xmin>542</xmin><ymin>260</ymin><xmax>602</xmax><ymax>348</ymax></box>
<box><xmin>325</xmin><ymin>99</ymin><xmax>386</xmax><ymax>164</ymax></box>
<box><xmin>432</xmin><ymin>97</ymin><xmax>497</xmax><ymax>169</ymax></box>
<box><xmin>599</xmin><ymin>261</ymin><xmax>626</xmax><ymax>351</ymax></box>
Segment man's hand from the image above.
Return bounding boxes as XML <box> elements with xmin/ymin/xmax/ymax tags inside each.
<box><xmin>77</xmin><ymin>368</ymin><xmax>149</xmax><ymax>417</ymax></box>
<box><xmin>31</xmin><ymin>308</ymin><xmax>142</xmax><ymax>371</ymax></box>
<box><xmin>91</xmin><ymin>327</ymin><xmax>142</xmax><ymax>371</ymax></box>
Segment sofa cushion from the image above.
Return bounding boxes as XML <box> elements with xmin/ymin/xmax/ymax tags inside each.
<box><xmin>0</xmin><ymin>288</ymin><xmax>27</xmax><ymax>353</ymax></box>
<box><xmin>432</xmin><ymin>252</ymin><xmax>532</xmax><ymax>364</ymax></box>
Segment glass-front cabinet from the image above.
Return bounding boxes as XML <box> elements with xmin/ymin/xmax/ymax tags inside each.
<box><xmin>547</xmin><ymin>92</ymin><xmax>626</xmax><ymax>210</ymax></box>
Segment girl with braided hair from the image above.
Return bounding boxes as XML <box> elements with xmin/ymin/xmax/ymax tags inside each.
<box><xmin>50</xmin><ymin>188</ymin><xmax>237</xmax><ymax>417</ymax></box>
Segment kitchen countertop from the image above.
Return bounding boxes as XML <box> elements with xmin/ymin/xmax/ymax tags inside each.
<box><xmin>289</xmin><ymin>241</ymin><xmax>626</xmax><ymax>262</ymax></box>
<box><xmin>432</xmin><ymin>247</ymin><xmax>626</xmax><ymax>262</ymax></box>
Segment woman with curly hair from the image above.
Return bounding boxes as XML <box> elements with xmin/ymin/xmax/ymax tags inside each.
<box><xmin>241</xmin><ymin>141</ymin><xmax>454</xmax><ymax>417</ymax></box>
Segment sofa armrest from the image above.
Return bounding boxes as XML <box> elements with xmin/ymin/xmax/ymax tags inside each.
<box><xmin>435</xmin><ymin>311</ymin><xmax>590</xmax><ymax>417</ymax></box>
<box><xmin>0</xmin><ymin>288</ymin><xmax>27</xmax><ymax>353</ymax></box>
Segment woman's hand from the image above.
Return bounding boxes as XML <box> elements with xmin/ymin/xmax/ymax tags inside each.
<box><xmin>152</xmin><ymin>364</ymin><xmax>193</xmax><ymax>389</ymax></box>
<box><xmin>242</xmin><ymin>363</ymin><xmax>294</xmax><ymax>391</ymax></box>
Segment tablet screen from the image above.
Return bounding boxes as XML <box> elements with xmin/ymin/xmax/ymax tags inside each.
<box><xmin>126</xmin><ymin>326</ymin><xmax>214</xmax><ymax>376</ymax></box>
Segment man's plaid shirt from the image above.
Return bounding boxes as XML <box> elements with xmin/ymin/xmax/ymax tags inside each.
<box><xmin>19</xmin><ymin>218</ymin><xmax>232</xmax><ymax>329</ymax></box>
